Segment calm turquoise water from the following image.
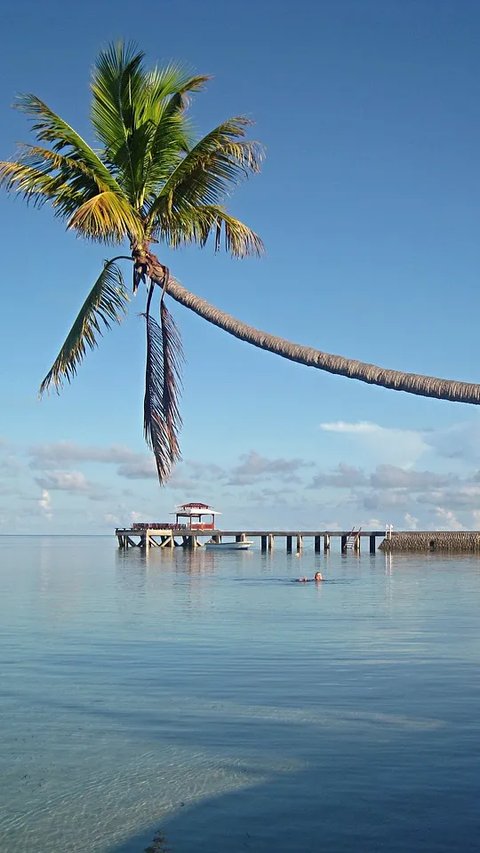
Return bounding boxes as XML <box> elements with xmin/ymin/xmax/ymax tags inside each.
<box><xmin>1</xmin><ymin>537</ymin><xmax>480</xmax><ymax>852</ymax></box>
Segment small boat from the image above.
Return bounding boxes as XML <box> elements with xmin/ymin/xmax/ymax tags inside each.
<box><xmin>205</xmin><ymin>540</ymin><xmax>254</xmax><ymax>551</ymax></box>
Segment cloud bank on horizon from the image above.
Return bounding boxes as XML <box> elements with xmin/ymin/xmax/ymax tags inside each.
<box><xmin>2</xmin><ymin>419</ymin><xmax>480</xmax><ymax>534</ymax></box>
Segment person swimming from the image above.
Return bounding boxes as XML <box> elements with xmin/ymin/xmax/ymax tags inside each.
<box><xmin>296</xmin><ymin>572</ymin><xmax>324</xmax><ymax>583</ymax></box>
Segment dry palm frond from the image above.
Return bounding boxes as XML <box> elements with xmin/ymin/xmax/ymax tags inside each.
<box><xmin>143</xmin><ymin>287</ymin><xmax>184</xmax><ymax>483</ymax></box>
<box><xmin>40</xmin><ymin>260</ymin><xmax>128</xmax><ymax>394</ymax></box>
<box><xmin>67</xmin><ymin>191</ymin><xmax>142</xmax><ymax>242</ymax></box>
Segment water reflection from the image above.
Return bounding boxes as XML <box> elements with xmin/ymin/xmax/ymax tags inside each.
<box><xmin>384</xmin><ymin>551</ymin><xmax>393</xmax><ymax>575</ymax></box>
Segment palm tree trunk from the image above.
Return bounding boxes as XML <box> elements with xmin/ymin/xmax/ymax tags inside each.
<box><xmin>146</xmin><ymin>255</ymin><xmax>480</xmax><ymax>405</ymax></box>
<box><xmin>169</xmin><ymin>279</ymin><xmax>480</xmax><ymax>404</ymax></box>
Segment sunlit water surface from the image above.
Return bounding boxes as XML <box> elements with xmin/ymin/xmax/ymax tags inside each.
<box><xmin>1</xmin><ymin>536</ymin><xmax>480</xmax><ymax>852</ymax></box>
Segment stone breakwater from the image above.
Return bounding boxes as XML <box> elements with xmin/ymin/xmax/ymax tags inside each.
<box><xmin>380</xmin><ymin>531</ymin><xmax>480</xmax><ymax>552</ymax></box>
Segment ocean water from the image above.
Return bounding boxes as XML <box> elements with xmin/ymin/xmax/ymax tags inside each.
<box><xmin>1</xmin><ymin>536</ymin><xmax>480</xmax><ymax>852</ymax></box>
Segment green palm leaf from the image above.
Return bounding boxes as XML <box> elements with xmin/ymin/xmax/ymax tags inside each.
<box><xmin>146</xmin><ymin>117</ymin><xmax>264</xmax><ymax>231</ymax></box>
<box><xmin>39</xmin><ymin>260</ymin><xmax>129</xmax><ymax>395</ymax></box>
<box><xmin>156</xmin><ymin>204</ymin><xmax>264</xmax><ymax>257</ymax></box>
<box><xmin>16</xmin><ymin>93</ymin><xmax>125</xmax><ymax>198</ymax></box>
<box><xmin>90</xmin><ymin>43</ymin><xmax>209</xmax><ymax>211</ymax></box>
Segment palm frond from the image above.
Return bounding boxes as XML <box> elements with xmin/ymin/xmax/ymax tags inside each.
<box><xmin>143</xmin><ymin>291</ymin><xmax>184</xmax><ymax>484</ymax></box>
<box><xmin>67</xmin><ymin>191</ymin><xmax>142</xmax><ymax>242</ymax></box>
<box><xmin>90</xmin><ymin>44</ymin><xmax>208</xmax><ymax>209</ymax></box>
<box><xmin>146</xmin><ymin>117</ymin><xmax>264</xmax><ymax>229</ymax></box>
<box><xmin>90</xmin><ymin>42</ymin><xmax>146</xmax><ymax>199</ymax></box>
<box><xmin>143</xmin><ymin>66</ymin><xmax>209</xmax><ymax>109</ymax></box>
<box><xmin>0</xmin><ymin>144</ymin><xmax>112</xmax><ymax>219</ymax></box>
<box><xmin>4</xmin><ymin>98</ymin><xmax>137</xmax><ymax>237</ymax></box>
<box><xmin>15</xmin><ymin>93</ymin><xmax>125</xmax><ymax>197</ymax></box>
<box><xmin>0</xmin><ymin>159</ymin><xmax>80</xmax><ymax>212</ymax></box>
<box><xmin>139</xmin><ymin>72</ymin><xmax>210</xmax><ymax>195</ymax></box>
<box><xmin>39</xmin><ymin>260</ymin><xmax>129</xmax><ymax>395</ymax></box>
<box><xmin>16</xmin><ymin>143</ymin><xmax>110</xmax><ymax>187</ymax></box>
<box><xmin>154</xmin><ymin>204</ymin><xmax>264</xmax><ymax>257</ymax></box>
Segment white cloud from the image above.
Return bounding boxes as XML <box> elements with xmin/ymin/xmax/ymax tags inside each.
<box><xmin>29</xmin><ymin>440</ymin><xmax>156</xmax><ymax>484</ymax></box>
<box><xmin>29</xmin><ymin>441</ymin><xmax>137</xmax><ymax>468</ymax></box>
<box><xmin>320</xmin><ymin>421</ymin><xmax>382</xmax><ymax>435</ymax></box>
<box><xmin>311</xmin><ymin>463</ymin><xmax>366</xmax><ymax>488</ymax></box>
<box><xmin>361</xmin><ymin>490</ymin><xmax>410</xmax><ymax>510</ymax></box>
<box><xmin>130</xmin><ymin>510</ymin><xmax>148</xmax><ymax>524</ymax></box>
<box><xmin>228</xmin><ymin>451</ymin><xmax>308</xmax><ymax>485</ymax></box>
<box><xmin>434</xmin><ymin>508</ymin><xmax>465</xmax><ymax>531</ymax></box>
<box><xmin>184</xmin><ymin>460</ymin><xmax>227</xmax><ymax>481</ymax></box>
<box><xmin>370</xmin><ymin>465</ymin><xmax>455</xmax><ymax>490</ymax></box>
<box><xmin>425</xmin><ymin>422</ymin><xmax>480</xmax><ymax>462</ymax></box>
<box><xmin>319</xmin><ymin>420</ymin><xmax>427</xmax><ymax>468</ymax></box>
<box><xmin>416</xmin><ymin>485</ymin><xmax>480</xmax><ymax>510</ymax></box>
<box><xmin>38</xmin><ymin>489</ymin><xmax>52</xmax><ymax>520</ymax></box>
<box><xmin>117</xmin><ymin>457</ymin><xmax>157</xmax><ymax>479</ymax></box>
<box><xmin>35</xmin><ymin>470</ymin><xmax>90</xmax><ymax>492</ymax></box>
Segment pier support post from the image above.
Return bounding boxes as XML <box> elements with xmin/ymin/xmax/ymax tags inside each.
<box><xmin>370</xmin><ymin>535</ymin><xmax>376</xmax><ymax>554</ymax></box>
<box><xmin>286</xmin><ymin>536</ymin><xmax>292</xmax><ymax>553</ymax></box>
<box><xmin>261</xmin><ymin>536</ymin><xmax>267</xmax><ymax>553</ymax></box>
<box><xmin>354</xmin><ymin>535</ymin><xmax>360</xmax><ymax>553</ymax></box>
<box><xmin>341</xmin><ymin>534</ymin><xmax>347</xmax><ymax>554</ymax></box>
<box><xmin>324</xmin><ymin>534</ymin><xmax>330</xmax><ymax>552</ymax></box>
<box><xmin>267</xmin><ymin>534</ymin><xmax>274</xmax><ymax>551</ymax></box>
<box><xmin>296</xmin><ymin>535</ymin><xmax>303</xmax><ymax>553</ymax></box>
<box><xmin>314</xmin><ymin>536</ymin><xmax>321</xmax><ymax>553</ymax></box>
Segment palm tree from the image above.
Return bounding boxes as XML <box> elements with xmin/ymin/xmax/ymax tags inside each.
<box><xmin>1</xmin><ymin>43</ymin><xmax>480</xmax><ymax>483</ymax></box>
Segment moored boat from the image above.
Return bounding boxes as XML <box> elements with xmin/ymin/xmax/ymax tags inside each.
<box><xmin>205</xmin><ymin>540</ymin><xmax>254</xmax><ymax>551</ymax></box>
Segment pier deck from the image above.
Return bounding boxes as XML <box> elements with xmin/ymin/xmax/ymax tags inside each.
<box><xmin>115</xmin><ymin>528</ymin><xmax>386</xmax><ymax>553</ymax></box>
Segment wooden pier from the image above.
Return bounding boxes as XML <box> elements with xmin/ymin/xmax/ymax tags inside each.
<box><xmin>115</xmin><ymin>527</ymin><xmax>386</xmax><ymax>554</ymax></box>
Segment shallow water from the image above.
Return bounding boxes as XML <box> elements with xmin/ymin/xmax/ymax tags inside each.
<box><xmin>1</xmin><ymin>537</ymin><xmax>480</xmax><ymax>852</ymax></box>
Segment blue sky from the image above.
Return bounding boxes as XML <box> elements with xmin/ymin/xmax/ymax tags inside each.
<box><xmin>2</xmin><ymin>0</ymin><xmax>480</xmax><ymax>534</ymax></box>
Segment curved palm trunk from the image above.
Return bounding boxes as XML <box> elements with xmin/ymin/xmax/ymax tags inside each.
<box><xmin>168</xmin><ymin>280</ymin><xmax>480</xmax><ymax>405</ymax></box>
<box><xmin>143</xmin><ymin>253</ymin><xmax>480</xmax><ymax>405</ymax></box>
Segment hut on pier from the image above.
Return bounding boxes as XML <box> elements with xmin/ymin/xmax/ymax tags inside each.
<box><xmin>171</xmin><ymin>502</ymin><xmax>221</xmax><ymax>531</ymax></box>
